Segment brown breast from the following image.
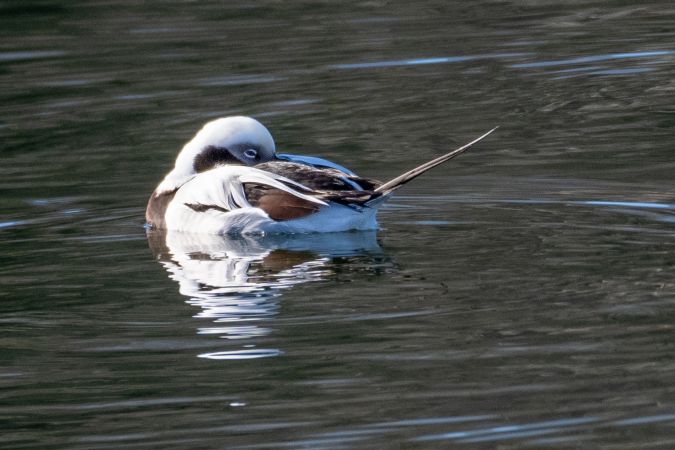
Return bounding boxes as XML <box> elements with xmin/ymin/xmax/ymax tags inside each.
<box><xmin>145</xmin><ymin>189</ymin><xmax>177</xmax><ymax>229</ymax></box>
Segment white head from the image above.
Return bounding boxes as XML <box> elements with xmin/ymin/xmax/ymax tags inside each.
<box><xmin>156</xmin><ymin>116</ymin><xmax>276</xmax><ymax>192</ymax></box>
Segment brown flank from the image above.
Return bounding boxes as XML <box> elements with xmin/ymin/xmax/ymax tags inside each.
<box><xmin>252</xmin><ymin>188</ymin><xmax>320</xmax><ymax>221</ymax></box>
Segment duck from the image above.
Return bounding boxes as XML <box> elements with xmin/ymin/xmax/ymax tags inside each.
<box><xmin>146</xmin><ymin>116</ymin><xmax>496</xmax><ymax>235</ymax></box>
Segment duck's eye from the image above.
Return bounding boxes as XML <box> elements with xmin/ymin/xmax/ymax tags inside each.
<box><xmin>244</xmin><ymin>148</ymin><xmax>258</xmax><ymax>159</ymax></box>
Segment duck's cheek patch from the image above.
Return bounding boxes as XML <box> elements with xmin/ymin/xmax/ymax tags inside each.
<box><xmin>193</xmin><ymin>146</ymin><xmax>241</xmax><ymax>172</ymax></box>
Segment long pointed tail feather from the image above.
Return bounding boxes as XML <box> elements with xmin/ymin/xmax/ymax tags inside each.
<box><xmin>373</xmin><ymin>126</ymin><xmax>498</xmax><ymax>196</ymax></box>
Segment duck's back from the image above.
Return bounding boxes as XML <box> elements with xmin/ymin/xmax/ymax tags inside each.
<box><xmin>254</xmin><ymin>161</ymin><xmax>381</xmax><ymax>192</ymax></box>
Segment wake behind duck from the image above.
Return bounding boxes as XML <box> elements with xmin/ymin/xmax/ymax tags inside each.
<box><xmin>146</xmin><ymin>116</ymin><xmax>496</xmax><ymax>234</ymax></box>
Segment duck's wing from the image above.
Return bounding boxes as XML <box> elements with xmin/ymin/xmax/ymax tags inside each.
<box><xmin>256</xmin><ymin>160</ymin><xmax>381</xmax><ymax>192</ymax></box>
<box><xmin>275</xmin><ymin>153</ymin><xmax>357</xmax><ymax>176</ymax></box>
<box><xmin>253</xmin><ymin>160</ymin><xmax>385</xmax><ymax>209</ymax></box>
<box><xmin>172</xmin><ymin>166</ymin><xmax>329</xmax><ymax>222</ymax></box>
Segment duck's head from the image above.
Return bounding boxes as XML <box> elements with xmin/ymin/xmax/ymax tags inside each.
<box><xmin>157</xmin><ymin>116</ymin><xmax>276</xmax><ymax>192</ymax></box>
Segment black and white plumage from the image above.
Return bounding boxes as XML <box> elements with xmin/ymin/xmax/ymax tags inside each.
<box><xmin>146</xmin><ymin>116</ymin><xmax>496</xmax><ymax>235</ymax></box>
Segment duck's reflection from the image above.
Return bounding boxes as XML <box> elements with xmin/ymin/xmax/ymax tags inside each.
<box><xmin>147</xmin><ymin>230</ymin><xmax>384</xmax><ymax>359</ymax></box>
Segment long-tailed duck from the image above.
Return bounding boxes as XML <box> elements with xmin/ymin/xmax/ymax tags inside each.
<box><xmin>146</xmin><ymin>116</ymin><xmax>496</xmax><ymax>234</ymax></box>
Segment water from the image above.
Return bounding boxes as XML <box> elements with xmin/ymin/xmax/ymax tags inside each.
<box><xmin>2</xmin><ymin>1</ymin><xmax>675</xmax><ymax>448</ymax></box>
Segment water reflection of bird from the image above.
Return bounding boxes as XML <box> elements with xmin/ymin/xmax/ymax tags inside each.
<box><xmin>146</xmin><ymin>116</ymin><xmax>496</xmax><ymax>234</ymax></box>
<box><xmin>147</xmin><ymin>229</ymin><xmax>385</xmax><ymax>359</ymax></box>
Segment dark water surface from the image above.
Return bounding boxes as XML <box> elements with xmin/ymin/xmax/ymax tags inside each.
<box><xmin>3</xmin><ymin>1</ymin><xmax>675</xmax><ymax>448</ymax></box>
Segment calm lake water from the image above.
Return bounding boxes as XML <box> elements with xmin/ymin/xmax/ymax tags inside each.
<box><xmin>2</xmin><ymin>1</ymin><xmax>675</xmax><ymax>448</ymax></box>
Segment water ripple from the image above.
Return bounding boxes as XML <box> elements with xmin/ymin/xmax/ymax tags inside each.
<box><xmin>332</xmin><ymin>52</ymin><xmax>530</xmax><ymax>69</ymax></box>
<box><xmin>196</xmin><ymin>75</ymin><xmax>285</xmax><ymax>86</ymax></box>
<box><xmin>612</xmin><ymin>413</ymin><xmax>675</xmax><ymax>426</ymax></box>
<box><xmin>263</xmin><ymin>408</ymin><xmax>675</xmax><ymax>448</ymax></box>
<box><xmin>0</xmin><ymin>220</ymin><xmax>28</xmax><ymax>229</ymax></box>
<box><xmin>364</xmin><ymin>415</ymin><xmax>497</xmax><ymax>428</ymax></box>
<box><xmin>198</xmin><ymin>348</ymin><xmax>283</xmax><ymax>360</ymax></box>
<box><xmin>512</xmin><ymin>50</ymin><xmax>675</xmax><ymax>68</ymax></box>
<box><xmin>414</xmin><ymin>417</ymin><xmax>600</xmax><ymax>442</ymax></box>
<box><xmin>581</xmin><ymin>200</ymin><xmax>675</xmax><ymax>210</ymax></box>
<box><xmin>0</xmin><ymin>50</ymin><xmax>67</xmax><ymax>62</ymax></box>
